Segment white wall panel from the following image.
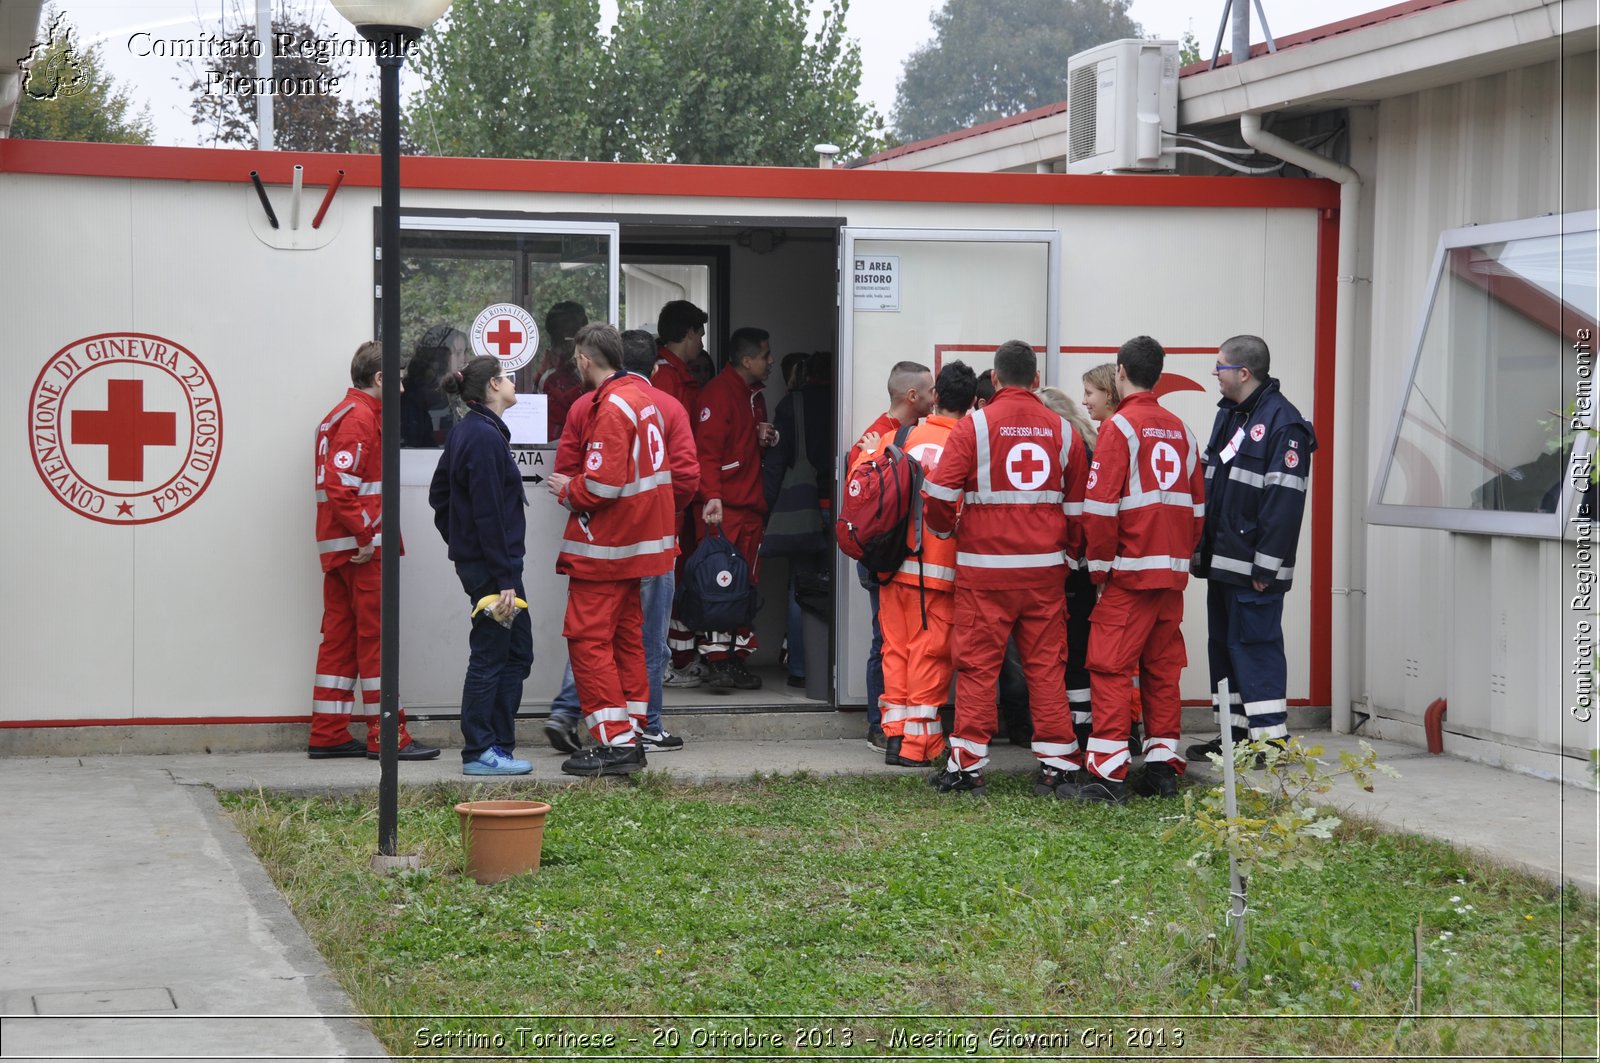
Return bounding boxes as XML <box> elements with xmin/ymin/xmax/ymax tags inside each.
<box><xmin>2</xmin><ymin>176</ymin><xmax>139</xmax><ymax>721</ymax></box>
<box><xmin>1363</xmin><ymin>55</ymin><xmax>1597</xmax><ymax>760</ymax></box>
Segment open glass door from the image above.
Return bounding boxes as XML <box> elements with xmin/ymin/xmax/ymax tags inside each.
<box><xmin>390</xmin><ymin>214</ymin><xmax>619</xmax><ymax>713</ymax></box>
<box><xmin>834</xmin><ymin>228</ymin><xmax>1061</xmax><ymax>705</ymax></box>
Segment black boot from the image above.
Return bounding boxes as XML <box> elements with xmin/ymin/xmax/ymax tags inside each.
<box><xmin>884</xmin><ymin>736</ymin><xmax>931</xmax><ymax>768</ymax></box>
<box><xmin>1130</xmin><ymin>761</ymin><xmax>1179</xmax><ymax>798</ymax></box>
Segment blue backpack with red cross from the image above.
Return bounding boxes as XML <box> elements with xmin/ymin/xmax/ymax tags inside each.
<box><xmin>836</xmin><ymin>424</ymin><xmax>923</xmax><ymax>579</ymax></box>
<box><xmin>677</xmin><ymin>527</ymin><xmax>761</xmax><ymax>633</ymax></box>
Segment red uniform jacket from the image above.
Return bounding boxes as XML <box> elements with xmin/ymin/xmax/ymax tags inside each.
<box><xmin>1082</xmin><ymin>391</ymin><xmax>1206</xmax><ymax>590</ymax></box>
<box><xmin>314</xmin><ymin>388</ymin><xmax>392</xmax><ymax>573</ymax></box>
<box><xmin>923</xmin><ymin>387</ymin><xmax>1087</xmax><ymax>590</ymax></box>
<box><xmin>694</xmin><ymin>365</ymin><xmax>768</xmax><ymax>515</ymax></box>
<box><xmin>558</xmin><ymin>373</ymin><xmax>700</xmax><ymax>513</ymax></box>
<box><xmin>652</xmin><ymin>346</ymin><xmax>702</xmax><ymax>424</ymax></box>
<box><xmin>847</xmin><ymin>410</ymin><xmax>902</xmax><ymax>471</ymax></box>
<box><xmin>556</xmin><ymin>373</ymin><xmax>678</xmax><ymax>582</ymax></box>
<box><xmin>852</xmin><ymin>414</ymin><xmax>961</xmax><ymax>592</ymax></box>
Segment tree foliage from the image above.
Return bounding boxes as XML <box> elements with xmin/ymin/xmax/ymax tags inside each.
<box><xmin>11</xmin><ymin>11</ymin><xmax>153</xmax><ymax>144</ymax></box>
<box><xmin>604</xmin><ymin>0</ymin><xmax>874</xmax><ymax>166</ymax></box>
<box><xmin>186</xmin><ymin>5</ymin><xmax>387</xmax><ymax>152</ymax></box>
<box><xmin>409</xmin><ymin>0</ymin><xmax>609</xmax><ymax>160</ymax></box>
<box><xmin>408</xmin><ymin>0</ymin><xmax>878</xmax><ymax>165</ymax></box>
<box><xmin>891</xmin><ymin>0</ymin><xmax>1141</xmax><ymax>143</ymax></box>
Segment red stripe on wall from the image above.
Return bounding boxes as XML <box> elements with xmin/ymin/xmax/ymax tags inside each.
<box><xmin>1309</xmin><ymin>207</ymin><xmax>1340</xmax><ymax>708</ymax></box>
<box><xmin>0</xmin><ymin>716</ymin><xmax>311</xmax><ymax>729</ymax></box>
<box><xmin>0</xmin><ymin>140</ymin><xmax>1341</xmax><ymax>210</ymax></box>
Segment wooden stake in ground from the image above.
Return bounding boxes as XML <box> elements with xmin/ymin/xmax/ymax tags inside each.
<box><xmin>1413</xmin><ymin>913</ymin><xmax>1424</xmax><ymax>1015</ymax></box>
<box><xmin>1218</xmin><ymin>678</ymin><xmax>1247</xmax><ymax>972</ymax></box>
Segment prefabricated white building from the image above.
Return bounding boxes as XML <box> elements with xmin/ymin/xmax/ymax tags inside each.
<box><xmin>856</xmin><ymin>0</ymin><xmax>1600</xmax><ymax>782</ymax></box>
<box><xmin>0</xmin><ymin>140</ymin><xmax>1339</xmax><ymax>749</ymax></box>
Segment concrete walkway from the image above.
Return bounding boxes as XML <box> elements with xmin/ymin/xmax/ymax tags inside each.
<box><xmin>0</xmin><ymin>732</ymin><xmax>1593</xmax><ymax>1061</ymax></box>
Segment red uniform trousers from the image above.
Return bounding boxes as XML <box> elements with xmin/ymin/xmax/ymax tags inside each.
<box><xmin>311</xmin><ymin>561</ymin><xmax>415</xmax><ymax>751</ymax></box>
<box><xmin>1085</xmin><ymin>584</ymin><xmax>1187</xmax><ymax>781</ymax></box>
<box><xmin>947</xmin><ymin>583</ymin><xmax>1079</xmax><ymax>773</ymax></box>
<box><xmin>690</xmin><ymin>509</ymin><xmax>763</xmax><ymax>662</ymax></box>
<box><xmin>879</xmin><ymin>581</ymin><xmax>951</xmax><ymax>764</ymax></box>
<box><xmin>565</xmin><ymin>577</ymin><xmax>650</xmax><ymax>747</ymax></box>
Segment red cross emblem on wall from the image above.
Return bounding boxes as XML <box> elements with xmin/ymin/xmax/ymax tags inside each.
<box><xmin>72</xmin><ymin>379</ymin><xmax>176</xmax><ymax>482</ymax></box>
<box><xmin>29</xmin><ymin>333</ymin><xmax>223</xmax><ymax>526</ymax></box>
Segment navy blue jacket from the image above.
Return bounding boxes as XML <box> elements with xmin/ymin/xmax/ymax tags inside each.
<box><xmin>428</xmin><ymin>403</ymin><xmax>527</xmax><ymax>588</ymax></box>
<box><xmin>1193</xmin><ymin>379</ymin><xmax>1316</xmax><ymax>592</ymax></box>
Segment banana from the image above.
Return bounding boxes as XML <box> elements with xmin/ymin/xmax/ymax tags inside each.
<box><xmin>472</xmin><ymin>594</ymin><xmax>530</xmax><ymax>618</ymax></box>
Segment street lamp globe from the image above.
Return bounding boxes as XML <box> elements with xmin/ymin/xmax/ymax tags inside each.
<box><xmin>328</xmin><ymin>0</ymin><xmax>452</xmax><ymax>35</ymax></box>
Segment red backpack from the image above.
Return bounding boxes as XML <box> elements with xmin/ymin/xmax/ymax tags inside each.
<box><xmin>835</xmin><ymin>424</ymin><xmax>923</xmax><ymax>578</ymax></box>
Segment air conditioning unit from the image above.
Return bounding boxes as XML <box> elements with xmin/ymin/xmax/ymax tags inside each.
<box><xmin>1065</xmin><ymin>39</ymin><xmax>1179</xmax><ymax>174</ymax></box>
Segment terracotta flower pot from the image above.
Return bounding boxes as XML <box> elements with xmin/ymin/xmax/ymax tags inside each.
<box><xmin>455</xmin><ymin>800</ymin><xmax>552</xmax><ymax>884</ymax></box>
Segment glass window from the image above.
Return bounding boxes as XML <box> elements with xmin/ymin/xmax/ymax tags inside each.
<box><xmin>395</xmin><ymin>221</ymin><xmax>615</xmax><ymax>448</ymax></box>
<box><xmin>1370</xmin><ymin>210</ymin><xmax>1597</xmax><ymax>538</ymax></box>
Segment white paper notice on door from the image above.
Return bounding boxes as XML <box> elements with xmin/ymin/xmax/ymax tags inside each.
<box><xmin>500</xmin><ymin>393</ymin><xmax>549</xmax><ymax>445</ymax></box>
<box><xmin>853</xmin><ymin>254</ymin><xmax>900</xmax><ymax>312</ymax></box>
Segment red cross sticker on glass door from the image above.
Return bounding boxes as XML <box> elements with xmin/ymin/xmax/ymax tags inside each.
<box><xmin>470</xmin><ymin>303</ymin><xmax>539</xmax><ymax>372</ymax></box>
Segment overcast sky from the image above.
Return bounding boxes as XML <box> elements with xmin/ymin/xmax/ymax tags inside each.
<box><xmin>50</xmin><ymin>0</ymin><xmax>1383</xmax><ymax>148</ymax></box>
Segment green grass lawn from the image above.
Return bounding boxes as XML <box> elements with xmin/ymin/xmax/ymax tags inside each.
<box><xmin>223</xmin><ymin>773</ymin><xmax>1597</xmax><ymax>1059</ymax></box>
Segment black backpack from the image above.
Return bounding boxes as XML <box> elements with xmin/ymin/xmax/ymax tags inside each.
<box><xmin>677</xmin><ymin>528</ymin><xmax>760</xmax><ymax>632</ymax></box>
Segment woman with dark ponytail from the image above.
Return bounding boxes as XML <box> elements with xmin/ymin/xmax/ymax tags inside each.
<box><xmin>428</xmin><ymin>355</ymin><xmax>535</xmax><ymax>775</ymax></box>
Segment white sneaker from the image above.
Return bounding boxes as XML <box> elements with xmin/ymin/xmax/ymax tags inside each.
<box><xmin>639</xmin><ymin>729</ymin><xmax>685</xmax><ymax>751</ymax></box>
<box><xmin>663</xmin><ymin>662</ymin><xmax>706</xmax><ymax>688</ymax></box>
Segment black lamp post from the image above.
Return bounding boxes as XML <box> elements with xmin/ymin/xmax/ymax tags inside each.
<box><xmin>330</xmin><ymin>0</ymin><xmax>452</xmax><ymax>859</ymax></box>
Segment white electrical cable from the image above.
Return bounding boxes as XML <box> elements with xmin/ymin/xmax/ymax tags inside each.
<box><xmin>1166</xmin><ymin>131</ymin><xmax>1261</xmax><ymax>156</ymax></box>
<box><xmin>1170</xmin><ymin>146</ymin><xmax>1285</xmax><ymax>174</ymax></box>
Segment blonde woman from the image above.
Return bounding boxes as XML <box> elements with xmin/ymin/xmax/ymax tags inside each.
<box><xmin>1034</xmin><ymin>386</ymin><xmax>1103</xmax><ymax>765</ymax></box>
<box><xmin>1081</xmin><ymin>362</ymin><xmax>1121</xmax><ymax>425</ymax></box>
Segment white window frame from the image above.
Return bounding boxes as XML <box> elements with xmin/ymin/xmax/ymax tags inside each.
<box><xmin>1368</xmin><ymin>209</ymin><xmax>1597</xmax><ymax>540</ymax></box>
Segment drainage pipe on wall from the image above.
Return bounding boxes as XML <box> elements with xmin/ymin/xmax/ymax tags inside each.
<box><xmin>1239</xmin><ymin>112</ymin><xmax>1362</xmax><ymax>734</ymax></box>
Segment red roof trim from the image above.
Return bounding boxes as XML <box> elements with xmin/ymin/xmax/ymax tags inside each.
<box><xmin>1180</xmin><ymin>0</ymin><xmax>1464</xmax><ymax>76</ymax></box>
<box><xmin>0</xmin><ymin>139</ymin><xmax>1339</xmax><ymax>210</ymax></box>
<box><xmin>856</xmin><ymin>101</ymin><xmax>1068</xmax><ymax>167</ymax></box>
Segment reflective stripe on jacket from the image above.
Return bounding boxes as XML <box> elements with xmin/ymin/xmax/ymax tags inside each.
<box><xmin>1193</xmin><ymin>379</ymin><xmax>1316</xmax><ymax>591</ymax></box>
<box><xmin>923</xmin><ymin>387</ymin><xmax>1088</xmax><ymax>590</ymax></box>
<box><xmin>1081</xmin><ymin>391</ymin><xmax>1205</xmax><ymax>591</ymax></box>
<box><xmin>556</xmin><ymin>373</ymin><xmax>678</xmax><ymax>581</ymax></box>
<box><xmin>314</xmin><ymin>388</ymin><xmax>391</xmax><ymax>573</ymax></box>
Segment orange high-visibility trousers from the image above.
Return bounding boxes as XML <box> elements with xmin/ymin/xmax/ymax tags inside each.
<box><xmin>564</xmin><ymin>577</ymin><xmax>649</xmax><ymax>746</ymax></box>
<box><xmin>1085</xmin><ymin>583</ymin><xmax>1186</xmax><ymax>781</ymax></box>
<box><xmin>879</xmin><ymin>581</ymin><xmax>951</xmax><ymax>764</ymax></box>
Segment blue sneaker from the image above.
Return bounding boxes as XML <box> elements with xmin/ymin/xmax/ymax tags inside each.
<box><xmin>463</xmin><ymin>745</ymin><xmax>532</xmax><ymax>776</ymax></box>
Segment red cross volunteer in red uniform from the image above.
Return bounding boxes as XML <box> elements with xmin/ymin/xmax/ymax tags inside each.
<box><xmin>922</xmin><ymin>340</ymin><xmax>1088</xmax><ymax>797</ymax></box>
<box><xmin>309</xmin><ymin>341</ymin><xmax>438</xmax><ymax>761</ymax></box>
<box><xmin>652</xmin><ymin>300</ymin><xmax>714</xmax><ymax>683</ymax></box>
<box><xmin>546</xmin><ymin>324</ymin><xmax>678</xmax><ymax>778</ymax></box>
<box><xmin>692</xmin><ymin>327</ymin><xmax>776</xmax><ymax>690</ymax></box>
<box><xmin>1078</xmin><ymin>335</ymin><xmax>1206</xmax><ymax>803</ymax></box>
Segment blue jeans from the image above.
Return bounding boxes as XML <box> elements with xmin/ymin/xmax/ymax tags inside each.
<box><xmin>455</xmin><ymin>562</ymin><xmax>534</xmax><ymax>763</ymax></box>
<box><xmin>551</xmin><ymin>571</ymin><xmax>675</xmax><ymax>734</ymax></box>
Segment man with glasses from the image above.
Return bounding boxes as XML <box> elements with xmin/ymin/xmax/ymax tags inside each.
<box><xmin>1188</xmin><ymin>335</ymin><xmax>1317</xmax><ymax>763</ymax></box>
